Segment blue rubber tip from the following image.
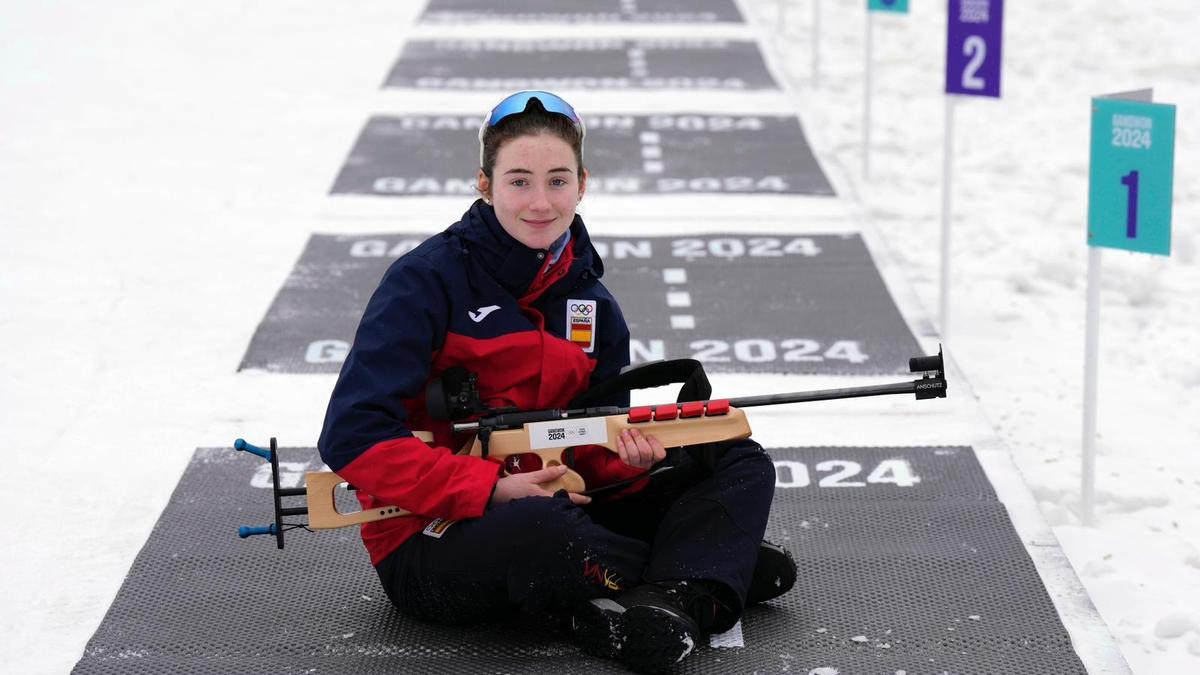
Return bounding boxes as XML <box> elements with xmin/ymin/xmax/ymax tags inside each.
<box><xmin>238</xmin><ymin>524</ymin><xmax>276</xmax><ymax>539</ymax></box>
<box><xmin>233</xmin><ymin>438</ymin><xmax>271</xmax><ymax>461</ymax></box>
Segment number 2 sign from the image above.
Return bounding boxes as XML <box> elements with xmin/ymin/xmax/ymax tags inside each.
<box><xmin>945</xmin><ymin>0</ymin><xmax>1003</xmax><ymax>98</ymax></box>
<box><xmin>1088</xmin><ymin>96</ymin><xmax>1176</xmax><ymax>255</ymax></box>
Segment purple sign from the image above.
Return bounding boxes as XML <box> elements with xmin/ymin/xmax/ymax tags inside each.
<box><xmin>945</xmin><ymin>0</ymin><xmax>1004</xmax><ymax>98</ymax></box>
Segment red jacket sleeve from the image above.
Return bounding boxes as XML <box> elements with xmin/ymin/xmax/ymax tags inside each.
<box><xmin>318</xmin><ymin>255</ymin><xmax>501</xmax><ymax>518</ymax></box>
<box><xmin>337</xmin><ymin>436</ymin><xmax>502</xmax><ymax>520</ymax></box>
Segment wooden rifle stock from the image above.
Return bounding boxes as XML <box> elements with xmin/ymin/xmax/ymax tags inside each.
<box><xmin>305</xmin><ymin>409</ymin><xmax>751</xmax><ymax>531</ymax></box>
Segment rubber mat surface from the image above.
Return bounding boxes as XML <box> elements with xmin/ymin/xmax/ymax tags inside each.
<box><xmin>419</xmin><ymin>0</ymin><xmax>745</xmax><ymax>24</ymax></box>
<box><xmin>72</xmin><ymin>446</ymin><xmax>1086</xmax><ymax>674</ymax></box>
<box><xmin>329</xmin><ymin>113</ymin><xmax>833</xmax><ymax>197</ymax></box>
<box><xmin>384</xmin><ymin>38</ymin><xmax>775</xmax><ymax>90</ymax></box>
<box><xmin>239</xmin><ymin>233</ymin><xmax>918</xmax><ymax>375</ymax></box>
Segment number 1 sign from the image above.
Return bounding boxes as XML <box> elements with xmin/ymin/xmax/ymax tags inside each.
<box><xmin>945</xmin><ymin>0</ymin><xmax>1003</xmax><ymax>98</ymax></box>
<box><xmin>1087</xmin><ymin>97</ymin><xmax>1176</xmax><ymax>255</ymax></box>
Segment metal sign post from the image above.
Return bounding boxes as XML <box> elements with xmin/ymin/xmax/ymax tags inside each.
<box><xmin>941</xmin><ymin>0</ymin><xmax>1004</xmax><ymax>344</ymax></box>
<box><xmin>863</xmin><ymin>1</ymin><xmax>910</xmax><ymax>180</ymax></box>
<box><xmin>863</xmin><ymin>7</ymin><xmax>874</xmax><ymax>179</ymax></box>
<box><xmin>812</xmin><ymin>0</ymin><xmax>821</xmax><ymax>85</ymax></box>
<box><xmin>940</xmin><ymin>96</ymin><xmax>956</xmax><ymax>342</ymax></box>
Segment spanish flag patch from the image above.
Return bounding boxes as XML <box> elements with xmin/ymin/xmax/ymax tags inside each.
<box><xmin>566</xmin><ymin>299</ymin><xmax>597</xmax><ymax>353</ymax></box>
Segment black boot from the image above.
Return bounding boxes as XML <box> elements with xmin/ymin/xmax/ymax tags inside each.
<box><xmin>572</xmin><ymin>580</ymin><xmax>725</xmax><ymax>673</ymax></box>
<box><xmin>746</xmin><ymin>540</ymin><xmax>797</xmax><ymax>605</ymax></box>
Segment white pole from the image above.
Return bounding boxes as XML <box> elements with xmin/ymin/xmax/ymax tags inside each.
<box><xmin>1082</xmin><ymin>246</ymin><xmax>1102</xmax><ymax>526</ymax></box>
<box><xmin>940</xmin><ymin>95</ymin><xmax>956</xmax><ymax>342</ymax></box>
<box><xmin>812</xmin><ymin>0</ymin><xmax>821</xmax><ymax>85</ymax></box>
<box><xmin>778</xmin><ymin>0</ymin><xmax>786</xmax><ymax>31</ymax></box>
<box><xmin>863</xmin><ymin>10</ymin><xmax>873</xmax><ymax>180</ymax></box>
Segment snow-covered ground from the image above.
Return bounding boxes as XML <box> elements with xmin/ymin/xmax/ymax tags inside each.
<box><xmin>0</xmin><ymin>1</ymin><xmax>1195</xmax><ymax>673</ymax></box>
<box><xmin>759</xmin><ymin>0</ymin><xmax>1200</xmax><ymax>672</ymax></box>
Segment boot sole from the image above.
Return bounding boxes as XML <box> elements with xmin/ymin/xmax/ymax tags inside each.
<box><xmin>746</xmin><ymin>541</ymin><xmax>797</xmax><ymax>605</ymax></box>
<box><xmin>620</xmin><ymin>604</ymin><xmax>699</xmax><ymax>673</ymax></box>
<box><xmin>573</xmin><ymin>599</ymin><xmax>700</xmax><ymax>672</ymax></box>
<box><xmin>572</xmin><ymin>597</ymin><xmax>625</xmax><ymax>661</ymax></box>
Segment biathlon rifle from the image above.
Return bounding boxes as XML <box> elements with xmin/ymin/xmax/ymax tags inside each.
<box><xmin>235</xmin><ymin>348</ymin><xmax>946</xmax><ymax>548</ymax></box>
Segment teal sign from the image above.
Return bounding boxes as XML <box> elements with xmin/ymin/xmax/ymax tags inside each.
<box><xmin>869</xmin><ymin>0</ymin><xmax>909</xmax><ymax>11</ymax></box>
<box><xmin>1087</xmin><ymin>98</ymin><xmax>1175</xmax><ymax>255</ymax></box>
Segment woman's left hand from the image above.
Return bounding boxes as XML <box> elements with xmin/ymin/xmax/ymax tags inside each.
<box><xmin>616</xmin><ymin>428</ymin><xmax>666</xmax><ymax>469</ymax></box>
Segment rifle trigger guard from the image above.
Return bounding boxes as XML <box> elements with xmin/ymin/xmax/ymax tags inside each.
<box><xmin>477</xmin><ymin>426</ymin><xmax>491</xmax><ymax>459</ymax></box>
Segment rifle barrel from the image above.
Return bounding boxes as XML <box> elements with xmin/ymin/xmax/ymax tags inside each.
<box><xmin>727</xmin><ymin>381</ymin><xmax>918</xmax><ymax>409</ymax></box>
<box><xmin>452</xmin><ymin>376</ymin><xmax>943</xmax><ymax>433</ymax></box>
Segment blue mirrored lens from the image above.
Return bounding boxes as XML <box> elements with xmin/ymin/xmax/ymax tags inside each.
<box><xmin>486</xmin><ymin>91</ymin><xmax>580</xmax><ymax>127</ymax></box>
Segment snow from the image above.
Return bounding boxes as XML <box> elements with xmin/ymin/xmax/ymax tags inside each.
<box><xmin>757</xmin><ymin>2</ymin><xmax>1199</xmax><ymax>672</ymax></box>
<box><xmin>709</xmin><ymin>619</ymin><xmax>745</xmax><ymax>648</ymax></box>
<box><xmin>1</xmin><ymin>1</ymin><xmax>1196</xmax><ymax>674</ymax></box>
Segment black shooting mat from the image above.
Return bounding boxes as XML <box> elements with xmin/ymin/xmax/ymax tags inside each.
<box><xmin>238</xmin><ymin>233</ymin><xmax>919</xmax><ymax>375</ymax></box>
<box><xmin>419</xmin><ymin>0</ymin><xmax>744</xmax><ymax>24</ymax></box>
<box><xmin>72</xmin><ymin>445</ymin><xmax>1087</xmax><ymax>674</ymax></box>
<box><xmin>383</xmin><ymin>39</ymin><xmax>774</xmax><ymax>91</ymax></box>
<box><xmin>329</xmin><ymin>113</ymin><xmax>833</xmax><ymax>197</ymax></box>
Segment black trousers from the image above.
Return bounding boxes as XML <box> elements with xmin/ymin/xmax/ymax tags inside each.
<box><xmin>375</xmin><ymin>439</ymin><xmax>775</xmax><ymax>629</ymax></box>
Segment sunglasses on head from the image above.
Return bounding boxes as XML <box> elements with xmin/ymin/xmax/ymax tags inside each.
<box><xmin>478</xmin><ymin>90</ymin><xmax>586</xmax><ymax>165</ymax></box>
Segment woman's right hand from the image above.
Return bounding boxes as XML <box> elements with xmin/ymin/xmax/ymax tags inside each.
<box><xmin>489</xmin><ymin>464</ymin><xmax>592</xmax><ymax>507</ymax></box>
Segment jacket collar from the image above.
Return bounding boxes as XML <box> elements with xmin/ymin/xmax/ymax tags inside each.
<box><xmin>447</xmin><ymin>199</ymin><xmax>603</xmax><ymax>299</ymax></box>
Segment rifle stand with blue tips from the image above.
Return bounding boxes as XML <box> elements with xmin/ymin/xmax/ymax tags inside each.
<box><xmin>234</xmin><ymin>437</ymin><xmax>309</xmax><ymax>549</ymax></box>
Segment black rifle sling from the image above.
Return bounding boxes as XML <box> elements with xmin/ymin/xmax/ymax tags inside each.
<box><xmin>569</xmin><ymin>358</ymin><xmax>712</xmax><ymax>408</ymax></box>
<box><xmin>568</xmin><ymin>359</ymin><xmax>715</xmax><ymax>492</ymax></box>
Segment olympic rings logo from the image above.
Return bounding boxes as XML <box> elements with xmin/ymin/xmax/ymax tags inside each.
<box><xmin>570</xmin><ymin>303</ymin><xmax>594</xmax><ymax>315</ymax></box>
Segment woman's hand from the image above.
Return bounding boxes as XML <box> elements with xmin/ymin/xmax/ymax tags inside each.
<box><xmin>616</xmin><ymin>428</ymin><xmax>666</xmax><ymax>469</ymax></box>
<box><xmin>489</xmin><ymin>464</ymin><xmax>592</xmax><ymax>507</ymax></box>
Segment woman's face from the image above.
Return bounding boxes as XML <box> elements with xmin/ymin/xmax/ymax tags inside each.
<box><xmin>479</xmin><ymin>133</ymin><xmax>587</xmax><ymax>251</ymax></box>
